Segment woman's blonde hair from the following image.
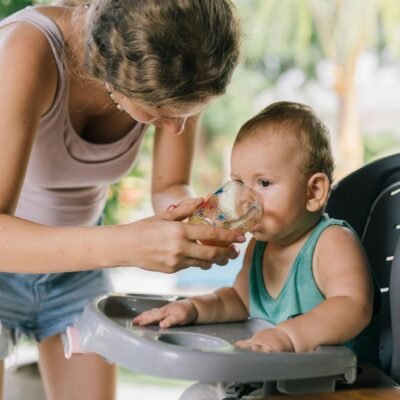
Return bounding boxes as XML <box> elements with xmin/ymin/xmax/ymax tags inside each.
<box><xmin>235</xmin><ymin>101</ymin><xmax>335</xmax><ymax>184</ymax></box>
<box><xmin>64</xmin><ymin>0</ymin><xmax>240</xmax><ymax>108</ymax></box>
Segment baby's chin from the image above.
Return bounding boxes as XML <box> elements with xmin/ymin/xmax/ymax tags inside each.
<box><xmin>251</xmin><ymin>231</ymin><xmax>269</xmax><ymax>242</ymax></box>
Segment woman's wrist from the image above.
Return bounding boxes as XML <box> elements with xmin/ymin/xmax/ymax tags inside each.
<box><xmin>91</xmin><ymin>224</ymin><xmax>136</xmax><ymax>268</ymax></box>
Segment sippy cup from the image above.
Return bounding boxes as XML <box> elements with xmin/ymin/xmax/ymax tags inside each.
<box><xmin>188</xmin><ymin>180</ymin><xmax>262</xmax><ymax>244</ymax></box>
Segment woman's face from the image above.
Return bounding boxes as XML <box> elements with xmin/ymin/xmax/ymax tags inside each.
<box><xmin>110</xmin><ymin>89</ymin><xmax>211</xmax><ymax>134</ymax></box>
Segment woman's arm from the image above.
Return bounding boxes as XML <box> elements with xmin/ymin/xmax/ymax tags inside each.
<box><xmin>150</xmin><ymin>114</ymin><xmax>201</xmax><ymax>212</ymax></box>
<box><xmin>0</xmin><ymin>24</ymin><xmax>110</xmax><ymax>273</ymax></box>
<box><xmin>0</xmin><ymin>200</ymin><xmax>244</xmax><ymax>273</ymax></box>
<box><xmin>0</xmin><ymin>26</ymin><xmax>243</xmax><ymax>274</ymax></box>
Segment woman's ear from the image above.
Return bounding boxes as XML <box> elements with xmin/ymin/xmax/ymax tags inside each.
<box><xmin>306</xmin><ymin>173</ymin><xmax>330</xmax><ymax>212</ymax></box>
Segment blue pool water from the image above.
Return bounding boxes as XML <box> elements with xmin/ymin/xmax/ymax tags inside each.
<box><xmin>175</xmin><ymin>254</ymin><xmax>244</xmax><ymax>289</ymax></box>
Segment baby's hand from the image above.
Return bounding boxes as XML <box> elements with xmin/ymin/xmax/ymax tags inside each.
<box><xmin>235</xmin><ymin>328</ymin><xmax>295</xmax><ymax>353</ymax></box>
<box><xmin>132</xmin><ymin>299</ymin><xmax>198</xmax><ymax>329</ymax></box>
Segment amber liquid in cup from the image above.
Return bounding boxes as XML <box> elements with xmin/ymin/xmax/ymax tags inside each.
<box><xmin>188</xmin><ymin>181</ymin><xmax>262</xmax><ymax>246</ymax></box>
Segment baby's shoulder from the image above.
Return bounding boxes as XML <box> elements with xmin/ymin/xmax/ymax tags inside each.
<box><xmin>318</xmin><ymin>223</ymin><xmax>359</xmax><ymax>248</ymax></box>
<box><xmin>315</xmin><ymin>223</ymin><xmax>365</xmax><ymax>267</ymax></box>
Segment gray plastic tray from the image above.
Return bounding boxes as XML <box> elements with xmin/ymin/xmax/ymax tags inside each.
<box><xmin>65</xmin><ymin>293</ymin><xmax>357</xmax><ymax>395</ymax></box>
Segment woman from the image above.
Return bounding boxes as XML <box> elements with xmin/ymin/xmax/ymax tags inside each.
<box><xmin>0</xmin><ymin>1</ymin><xmax>242</xmax><ymax>399</ymax></box>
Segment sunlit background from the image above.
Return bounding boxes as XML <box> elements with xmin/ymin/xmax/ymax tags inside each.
<box><xmin>2</xmin><ymin>0</ymin><xmax>400</xmax><ymax>399</ymax></box>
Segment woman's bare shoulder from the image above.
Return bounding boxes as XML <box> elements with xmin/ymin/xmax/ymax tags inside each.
<box><xmin>0</xmin><ymin>20</ymin><xmax>59</xmax><ymax>115</ymax></box>
<box><xmin>0</xmin><ymin>20</ymin><xmax>56</xmax><ymax>63</ymax></box>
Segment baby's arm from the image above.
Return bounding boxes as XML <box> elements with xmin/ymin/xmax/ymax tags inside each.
<box><xmin>133</xmin><ymin>240</ymin><xmax>256</xmax><ymax>328</ymax></box>
<box><xmin>238</xmin><ymin>226</ymin><xmax>373</xmax><ymax>353</ymax></box>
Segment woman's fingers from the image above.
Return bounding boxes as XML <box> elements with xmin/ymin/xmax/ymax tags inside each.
<box><xmin>187</xmin><ymin>258</ymin><xmax>213</xmax><ymax>270</ymax></box>
<box><xmin>214</xmin><ymin>257</ymin><xmax>231</xmax><ymax>267</ymax></box>
<box><xmin>126</xmin><ymin>210</ymin><xmax>246</xmax><ymax>273</ymax></box>
<box><xmin>162</xmin><ymin>198</ymin><xmax>204</xmax><ymax>221</ymax></box>
<box><xmin>178</xmin><ymin>255</ymin><xmax>231</xmax><ymax>271</ymax></box>
<box><xmin>171</xmin><ymin>241</ymin><xmax>241</xmax><ymax>271</ymax></box>
<box><xmin>186</xmin><ymin>241</ymin><xmax>239</xmax><ymax>262</ymax></box>
<box><xmin>185</xmin><ymin>224</ymin><xmax>245</xmax><ymax>245</ymax></box>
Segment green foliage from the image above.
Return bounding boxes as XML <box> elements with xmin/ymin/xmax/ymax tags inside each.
<box><xmin>105</xmin><ymin>0</ymin><xmax>400</xmax><ymax>224</ymax></box>
<box><xmin>238</xmin><ymin>0</ymin><xmax>321</xmax><ymax>78</ymax></box>
<box><xmin>3</xmin><ymin>0</ymin><xmax>399</xmax><ymax>223</ymax></box>
<box><xmin>378</xmin><ymin>0</ymin><xmax>400</xmax><ymax>58</ymax></box>
<box><xmin>364</xmin><ymin>132</ymin><xmax>400</xmax><ymax>163</ymax></box>
<box><xmin>0</xmin><ymin>0</ymin><xmax>52</xmax><ymax>18</ymax></box>
<box><xmin>103</xmin><ymin>128</ymin><xmax>155</xmax><ymax>225</ymax></box>
<box><xmin>0</xmin><ymin>0</ymin><xmax>32</xmax><ymax>18</ymax></box>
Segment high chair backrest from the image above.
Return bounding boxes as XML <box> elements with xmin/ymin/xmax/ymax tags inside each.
<box><xmin>325</xmin><ymin>153</ymin><xmax>400</xmax><ymax>376</ymax></box>
<box><xmin>390</xmin><ymin>236</ymin><xmax>400</xmax><ymax>382</ymax></box>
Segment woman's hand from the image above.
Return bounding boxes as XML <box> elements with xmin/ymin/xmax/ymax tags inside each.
<box><xmin>114</xmin><ymin>198</ymin><xmax>245</xmax><ymax>273</ymax></box>
<box><xmin>133</xmin><ymin>299</ymin><xmax>198</xmax><ymax>328</ymax></box>
<box><xmin>235</xmin><ymin>328</ymin><xmax>295</xmax><ymax>353</ymax></box>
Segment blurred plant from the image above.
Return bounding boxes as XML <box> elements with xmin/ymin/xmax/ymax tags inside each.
<box><xmin>3</xmin><ymin>0</ymin><xmax>400</xmax><ymax>224</ymax></box>
<box><xmin>235</xmin><ymin>0</ymin><xmax>400</xmax><ymax>177</ymax></box>
<box><xmin>103</xmin><ymin>128</ymin><xmax>155</xmax><ymax>225</ymax></box>
<box><xmin>364</xmin><ymin>132</ymin><xmax>400</xmax><ymax>163</ymax></box>
<box><xmin>0</xmin><ymin>0</ymin><xmax>32</xmax><ymax>17</ymax></box>
<box><xmin>0</xmin><ymin>0</ymin><xmax>53</xmax><ymax>18</ymax></box>
<box><xmin>107</xmin><ymin>0</ymin><xmax>400</xmax><ymax>222</ymax></box>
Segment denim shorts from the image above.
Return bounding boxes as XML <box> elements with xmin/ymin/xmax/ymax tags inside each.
<box><xmin>0</xmin><ymin>269</ymin><xmax>112</xmax><ymax>357</ymax></box>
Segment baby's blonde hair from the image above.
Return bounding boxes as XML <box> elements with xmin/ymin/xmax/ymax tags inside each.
<box><xmin>235</xmin><ymin>101</ymin><xmax>335</xmax><ymax>184</ymax></box>
<box><xmin>66</xmin><ymin>0</ymin><xmax>241</xmax><ymax>108</ymax></box>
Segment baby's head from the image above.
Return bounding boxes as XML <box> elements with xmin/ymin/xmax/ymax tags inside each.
<box><xmin>235</xmin><ymin>101</ymin><xmax>334</xmax><ymax>185</ymax></box>
<box><xmin>231</xmin><ymin>102</ymin><xmax>334</xmax><ymax>241</ymax></box>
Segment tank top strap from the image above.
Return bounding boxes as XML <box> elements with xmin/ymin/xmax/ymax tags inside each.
<box><xmin>297</xmin><ymin>214</ymin><xmax>349</xmax><ymax>264</ymax></box>
<box><xmin>1</xmin><ymin>7</ymin><xmax>65</xmax><ymax>72</ymax></box>
<box><xmin>0</xmin><ymin>6</ymin><xmax>67</xmax><ymax>114</ymax></box>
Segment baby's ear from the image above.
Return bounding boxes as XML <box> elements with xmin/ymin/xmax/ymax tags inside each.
<box><xmin>306</xmin><ymin>172</ymin><xmax>330</xmax><ymax>212</ymax></box>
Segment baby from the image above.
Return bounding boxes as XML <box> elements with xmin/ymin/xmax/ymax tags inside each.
<box><xmin>134</xmin><ymin>101</ymin><xmax>379</xmax><ymax>365</ymax></box>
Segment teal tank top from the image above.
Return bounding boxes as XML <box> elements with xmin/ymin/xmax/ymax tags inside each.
<box><xmin>249</xmin><ymin>214</ymin><xmax>380</xmax><ymax>366</ymax></box>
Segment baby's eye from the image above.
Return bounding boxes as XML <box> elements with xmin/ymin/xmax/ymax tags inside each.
<box><xmin>258</xmin><ymin>179</ymin><xmax>271</xmax><ymax>188</ymax></box>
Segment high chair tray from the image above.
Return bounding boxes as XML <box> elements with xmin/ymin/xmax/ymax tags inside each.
<box><xmin>65</xmin><ymin>293</ymin><xmax>357</xmax><ymax>389</ymax></box>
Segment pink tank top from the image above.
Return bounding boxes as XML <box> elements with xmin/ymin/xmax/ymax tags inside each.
<box><xmin>1</xmin><ymin>7</ymin><xmax>147</xmax><ymax>226</ymax></box>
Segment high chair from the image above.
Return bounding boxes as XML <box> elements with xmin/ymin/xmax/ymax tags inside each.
<box><xmin>64</xmin><ymin>153</ymin><xmax>400</xmax><ymax>398</ymax></box>
<box><xmin>325</xmin><ymin>152</ymin><xmax>400</xmax><ymax>388</ymax></box>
